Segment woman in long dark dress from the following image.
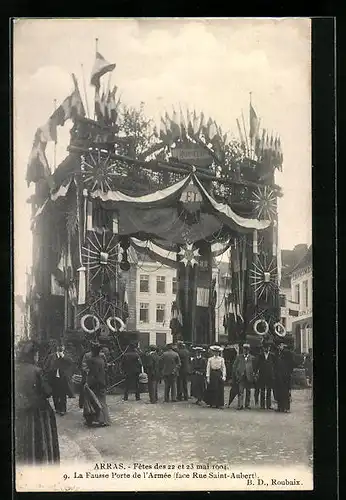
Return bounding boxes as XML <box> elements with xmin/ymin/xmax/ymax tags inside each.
<box><xmin>190</xmin><ymin>347</ymin><xmax>207</xmax><ymax>405</ymax></box>
<box><xmin>83</xmin><ymin>342</ymin><xmax>111</xmax><ymax>427</ymax></box>
<box><xmin>15</xmin><ymin>341</ymin><xmax>60</xmax><ymax>464</ymax></box>
<box><xmin>205</xmin><ymin>346</ymin><xmax>226</xmax><ymax>409</ymax></box>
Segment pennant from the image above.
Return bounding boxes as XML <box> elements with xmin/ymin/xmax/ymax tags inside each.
<box><xmin>186</xmin><ymin>108</ymin><xmax>194</xmax><ymax>136</ymax></box>
<box><xmin>192</xmin><ymin>110</ymin><xmax>199</xmax><ymax>135</ymax></box>
<box><xmin>51</xmin><ymin>74</ymin><xmax>85</xmax><ymax>128</ymax></box>
<box><xmin>171</xmin><ymin>107</ymin><xmax>181</xmax><ymax>141</ymax></box>
<box><xmin>179</xmin><ymin>106</ymin><xmax>187</xmax><ymax>139</ymax></box>
<box><xmin>236</xmin><ymin>118</ymin><xmax>246</xmax><ymax>148</ymax></box>
<box><xmin>209</xmin><ymin>120</ymin><xmax>218</xmax><ymax>141</ymax></box>
<box><xmin>198</xmin><ymin>112</ymin><xmax>205</xmax><ymax>136</ymax></box>
<box><xmin>159</xmin><ymin>116</ymin><xmax>167</xmax><ymax>141</ymax></box>
<box><xmin>90</xmin><ymin>52</ymin><xmax>116</xmax><ymax>88</ymax></box>
<box><xmin>249</xmin><ymin>103</ymin><xmax>258</xmax><ymax>142</ymax></box>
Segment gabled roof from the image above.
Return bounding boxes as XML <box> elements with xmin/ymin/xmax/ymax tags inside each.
<box><xmin>291</xmin><ymin>245</ymin><xmax>312</xmax><ymax>274</ymax></box>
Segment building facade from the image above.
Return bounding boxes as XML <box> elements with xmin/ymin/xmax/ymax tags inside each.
<box><xmin>125</xmin><ymin>252</ymin><xmax>228</xmax><ymax>349</ymax></box>
<box><xmin>290</xmin><ymin>246</ymin><xmax>312</xmax><ymax>353</ymax></box>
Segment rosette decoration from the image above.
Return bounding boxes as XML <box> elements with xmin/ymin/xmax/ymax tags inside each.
<box><xmin>252</xmin><ymin>186</ymin><xmax>277</xmax><ymax>221</ymax></box>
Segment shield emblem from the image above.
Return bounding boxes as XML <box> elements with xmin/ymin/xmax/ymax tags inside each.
<box><xmin>179</xmin><ymin>183</ymin><xmax>203</xmax><ymax>214</ymax></box>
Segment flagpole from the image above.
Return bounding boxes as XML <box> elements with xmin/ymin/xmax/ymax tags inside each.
<box><xmin>94</xmin><ymin>38</ymin><xmax>99</xmax><ymax>121</ymax></box>
<box><xmin>81</xmin><ymin>64</ymin><xmax>90</xmax><ymax>118</ymax></box>
<box><xmin>241</xmin><ymin>110</ymin><xmax>249</xmax><ymax>158</ymax></box>
<box><xmin>249</xmin><ymin>92</ymin><xmax>253</xmax><ymax>159</ymax></box>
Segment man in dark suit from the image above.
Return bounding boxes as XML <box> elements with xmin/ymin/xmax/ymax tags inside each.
<box><xmin>176</xmin><ymin>341</ymin><xmax>191</xmax><ymax>401</ymax></box>
<box><xmin>160</xmin><ymin>344</ymin><xmax>181</xmax><ymax>402</ymax></box>
<box><xmin>255</xmin><ymin>342</ymin><xmax>275</xmax><ymax>410</ymax></box>
<box><xmin>144</xmin><ymin>346</ymin><xmax>161</xmax><ymax>404</ymax></box>
<box><xmin>44</xmin><ymin>343</ymin><xmax>74</xmax><ymax>415</ymax></box>
<box><xmin>274</xmin><ymin>342</ymin><xmax>294</xmax><ymax>412</ymax></box>
<box><xmin>232</xmin><ymin>343</ymin><xmax>255</xmax><ymax>410</ymax></box>
<box><xmin>121</xmin><ymin>343</ymin><xmax>143</xmax><ymax>401</ymax></box>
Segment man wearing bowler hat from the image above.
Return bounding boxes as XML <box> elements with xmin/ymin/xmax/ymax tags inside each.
<box><xmin>255</xmin><ymin>341</ymin><xmax>275</xmax><ymax>410</ymax></box>
<box><xmin>232</xmin><ymin>343</ymin><xmax>255</xmax><ymax>410</ymax></box>
<box><xmin>274</xmin><ymin>342</ymin><xmax>294</xmax><ymax>412</ymax></box>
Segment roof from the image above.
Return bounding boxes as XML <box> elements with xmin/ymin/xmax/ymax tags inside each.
<box><xmin>280</xmin><ymin>244</ymin><xmax>309</xmax><ymax>278</ymax></box>
<box><xmin>291</xmin><ymin>245</ymin><xmax>312</xmax><ymax>274</ymax></box>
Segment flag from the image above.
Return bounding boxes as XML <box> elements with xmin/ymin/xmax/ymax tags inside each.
<box><xmin>209</xmin><ymin>120</ymin><xmax>218</xmax><ymax>141</ymax></box>
<box><xmin>51</xmin><ymin>74</ymin><xmax>85</xmax><ymax>128</ymax></box>
<box><xmin>179</xmin><ymin>106</ymin><xmax>187</xmax><ymax>139</ymax></box>
<box><xmin>197</xmin><ymin>112</ymin><xmax>205</xmax><ymax>136</ymax></box>
<box><xmin>193</xmin><ymin>110</ymin><xmax>199</xmax><ymax>135</ymax></box>
<box><xmin>186</xmin><ymin>108</ymin><xmax>194</xmax><ymax>136</ymax></box>
<box><xmin>249</xmin><ymin>103</ymin><xmax>258</xmax><ymax>142</ymax></box>
<box><xmin>171</xmin><ymin>107</ymin><xmax>180</xmax><ymax>141</ymax></box>
<box><xmin>203</xmin><ymin>117</ymin><xmax>213</xmax><ymax>144</ymax></box>
<box><xmin>26</xmin><ymin>129</ymin><xmax>50</xmax><ymax>186</ymax></box>
<box><xmin>159</xmin><ymin>116</ymin><xmax>167</xmax><ymax>141</ymax></box>
<box><xmin>236</xmin><ymin>118</ymin><xmax>245</xmax><ymax>148</ymax></box>
<box><xmin>109</xmin><ymin>85</ymin><xmax>119</xmax><ymax>123</ymax></box>
<box><xmin>90</xmin><ymin>52</ymin><xmax>116</xmax><ymax>88</ymax></box>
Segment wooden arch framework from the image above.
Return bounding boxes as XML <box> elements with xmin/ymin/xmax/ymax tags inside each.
<box><xmin>29</xmin><ymin>112</ymin><xmax>283</xmax><ymax>349</ymax></box>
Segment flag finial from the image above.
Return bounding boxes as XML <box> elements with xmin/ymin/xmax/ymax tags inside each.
<box><xmin>95</xmin><ymin>38</ymin><xmax>99</xmax><ymax>54</ymax></box>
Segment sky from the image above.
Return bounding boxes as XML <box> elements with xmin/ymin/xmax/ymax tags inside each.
<box><xmin>13</xmin><ymin>18</ymin><xmax>312</xmax><ymax>296</ymax></box>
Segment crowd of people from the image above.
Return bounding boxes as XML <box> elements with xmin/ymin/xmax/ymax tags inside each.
<box><xmin>14</xmin><ymin>336</ymin><xmax>301</xmax><ymax>465</ymax></box>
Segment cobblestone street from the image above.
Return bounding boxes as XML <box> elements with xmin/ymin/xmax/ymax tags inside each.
<box><xmin>57</xmin><ymin>386</ymin><xmax>313</xmax><ymax>468</ymax></box>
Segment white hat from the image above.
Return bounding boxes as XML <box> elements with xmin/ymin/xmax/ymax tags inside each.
<box><xmin>210</xmin><ymin>345</ymin><xmax>223</xmax><ymax>351</ymax></box>
<box><xmin>243</xmin><ymin>343</ymin><xmax>250</xmax><ymax>348</ymax></box>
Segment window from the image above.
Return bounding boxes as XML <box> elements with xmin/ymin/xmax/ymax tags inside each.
<box><xmin>140</xmin><ymin>274</ymin><xmax>149</xmax><ymax>293</ymax></box>
<box><xmin>295</xmin><ymin>284</ymin><xmax>300</xmax><ymax>304</ymax></box>
<box><xmin>281</xmin><ymin>317</ymin><xmax>287</xmax><ymax>328</ymax></box>
<box><xmin>156</xmin><ymin>304</ymin><xmax>165</xmax><ymax>323</ymax></box>
<box><xmin>172</xmin><ymin>276</ymin><xmax>177</xmax><ymax>295</ymax></box>
<box><xmin>279</xmin><ymin>294</ymin><xmax>286</xmax><ymax>307</ymax></box>
<box><xmin>303</xmin><ymin>280</ymin><xmax>309</xmax><ymax>308</ymax></box>
<box><xmin>139</xmin><ymin>303</ymin><xmax>149</xmax><ymax>323</ymax></box>
<box><xmin>156</xmin><ymin>332</ymin><xmax>167</xmax><ymax>346</ymax></box>
<box><xmin>156</xmin><ymin>276</ymin><xmax>166</xmax><ymax>294</ymax></box>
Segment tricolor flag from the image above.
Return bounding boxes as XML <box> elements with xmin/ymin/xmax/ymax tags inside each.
<box><xmin>249</xmin><ymin>103</ymin><xmax>258</xmax><ymax>143</ymax></box>
<box><xmin>90</xmin><ymin>52</ymin><xmax>116</xmax><ymax>89</ymax></box>
<box><xmin>41</xmin><ymin>73</ymin><xmax>85</xmax><ymax>140</ymax></box>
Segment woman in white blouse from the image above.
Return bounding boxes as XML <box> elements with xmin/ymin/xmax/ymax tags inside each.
<box><xmin>205</xmin><ymin>346</ymin><xmax>227</xmax><ymax>409</ymax></box>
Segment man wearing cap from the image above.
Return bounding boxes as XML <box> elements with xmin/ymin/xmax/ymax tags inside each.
<box><xmin>176</xmin><ymin>341</ymin><xmax>191</xmax><ymax>402</ymax></box>
<box><xmin>160</xmin><ymin>344</ymin><xmax>181</xmax><ymax>402</ymax></box>
<box><xmin>274</xmin><ymin>342</ymin><xmax>294</xmax><ymax>413</ymax></box>
<box><xmin>190</xmin><ymin>347</ymin><xmax>207</xmax><ymax>405</ymax></box>
<box><xmin>205</xmin><ymin>346</ymin><xmax>226</xmax><ymax>408</ymax></box>
<box><xmin>254</xmin><ymin>342</ymin><xmax>275</xmax><ymax>410</ymax></box>
<box><xmin>144</xmin><ymin>346</ymin><xmax>160</xmax><ymax>404</ymax></box>
<box><xmin>232</xmin><ymin>343</ymin><xmax>255</xmax><ymax>410</ymax></box>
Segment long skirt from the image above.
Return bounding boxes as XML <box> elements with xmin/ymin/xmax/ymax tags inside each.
<box><xmin>191</xmin><ymin>373</ymin><xmax>206</xmax><ymax>401</ymax></box>
<box><xmin>83</xmin><ymin>386</ymin><xmax>111</xmax><ymax>426</ymax></box>
<box><xmin>15</xmin><ymin>404</ymin><xmax>60</xmax><ymax>464</ymax></box>
<box><xmin>204</xmin><ymin>369</ymin><xmax>224</xmax><ymax>407</ymax></box>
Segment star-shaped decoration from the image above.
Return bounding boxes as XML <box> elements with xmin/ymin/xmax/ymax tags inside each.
<box><xmin>252</xmin><ymin>186</ymin><xmax>277</xmax><ymax>221</ymax></box>
<box><xmin>81</xmin><ymin>149</ymin><xmax>116</xmax><ymax>192</ymax></box>
<box><xmin>178</xmin><ymin>243</ymin><xmax>200</xmax><ymax>267</ymax></box>
<box><xmin>250</xmin><ymin>254</ymin><xmax>278</xmax><ymax>302</ymax></box>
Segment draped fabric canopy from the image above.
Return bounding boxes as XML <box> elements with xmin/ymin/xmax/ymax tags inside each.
<box><xmin>35</xmin><ymin>173</ymin><xmax>271</xmax><ymax>243</ymax></box>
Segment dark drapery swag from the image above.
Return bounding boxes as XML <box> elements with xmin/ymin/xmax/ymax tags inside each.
<box><xmin>15</xmin><ymin>362</ymin><xmax>60</xmax><ymax>464</ymax></box>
